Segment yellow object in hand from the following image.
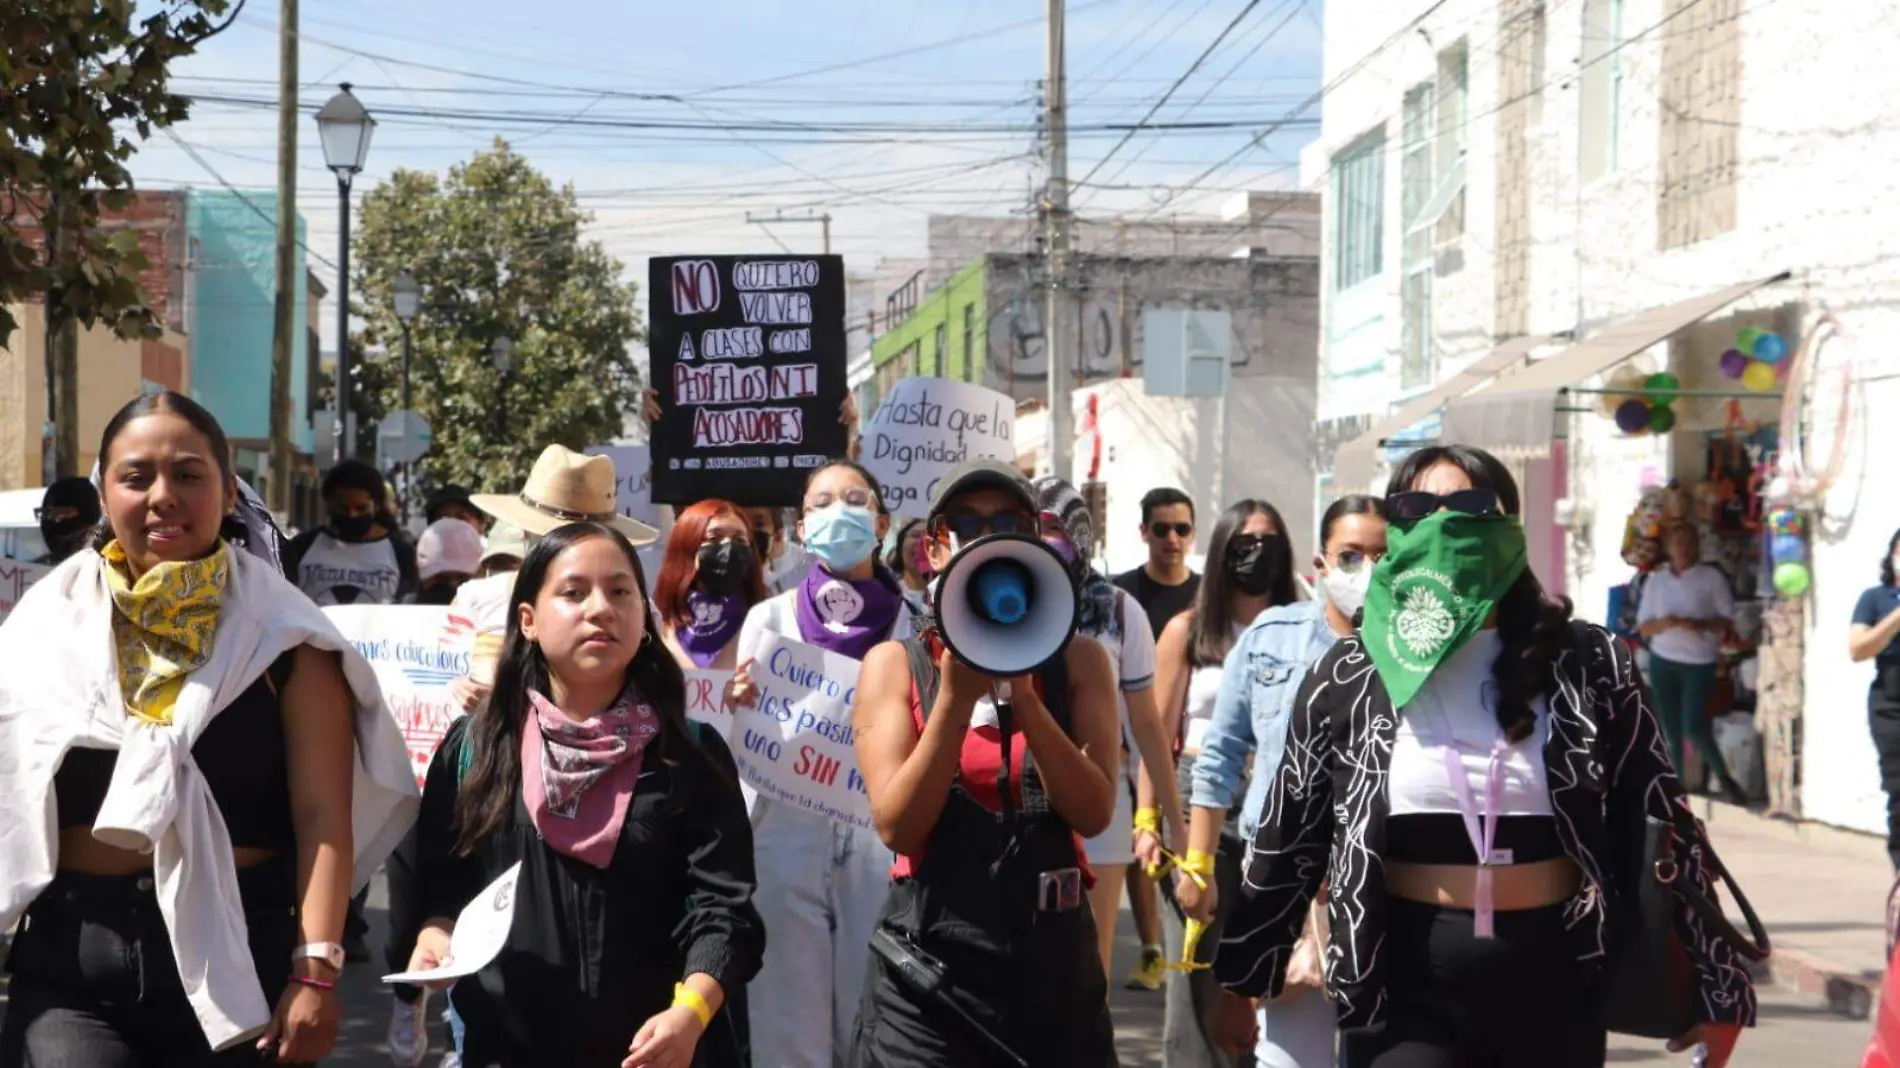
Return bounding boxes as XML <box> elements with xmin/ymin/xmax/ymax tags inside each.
<box><xmin>1172</xmin><ymin>917</ymin><xmax>1212</xmax><ymax>972</ymax></box>
<box><xmin>673</xmin><ymin>983</ymin><xmax>713</xmax><ymax>1029</ymax></box>
<box><xmin>1133</xmin><ymin>807</ymin><xmax>1162</xmax><ymax>835</ymax></box>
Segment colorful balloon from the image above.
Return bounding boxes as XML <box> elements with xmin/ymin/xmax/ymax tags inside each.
<box><xmin>1737</xmin><ymin>327</ymin><xmax>1764</xmax><ymax>352</ymax></box>
<box><xmin>1752</xmin><ymin>332</ymin><xmax>1787</xmax><ymax>363</ymax></box>
<box><xmin>1773</xmin><ymin>561</ymin><xmax>1812</xmax><ymax>597</ymax></box>
<box><xmin>1599</xmin><ymin>366</ymin><xmax>1649</xmax><ymax>418</ymax></box>
<box><xmin>1770</xmin><ymin>533</ymin><xmax>1806</xmax><ymax>565</ymax></box>
<box><xmin>1719</xmin><ymin>349</ymin><xmax>1748</xmax><ymax>379</ymax></box>
<box><xmin>1615</xmin><ymin>399</ymin><xmax>1653</xmax><ymax>434</ymax></box>
<box><xmin>1648</xmin><ymin>404</ymin><xmax>1677</xmax><ymax>433</ymax></box>
<box><xmin>1741</xmin><ymin>361</ymin><xmax>1777</xmax><ymax>393</ymax></box>
<box><xmin>1645</xmin><ymin>372</ymin><xmax>1681</xmax><ymax>405</ymax></box>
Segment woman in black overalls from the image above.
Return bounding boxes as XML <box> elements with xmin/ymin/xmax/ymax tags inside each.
<box><xmin>848</xmin><ymin>458</ymin><xmax>1124</xmax><ymax>1067</ymax></box>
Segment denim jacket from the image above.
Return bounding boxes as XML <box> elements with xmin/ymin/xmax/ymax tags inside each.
<box><xmin>1189</xmin><ymin>599</ymin><xmax>1338</xmax><ymax>840</ymax></box>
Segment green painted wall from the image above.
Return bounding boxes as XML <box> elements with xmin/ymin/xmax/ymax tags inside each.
<box><xmin>868</xmin><ymin>258</ymin><xmax>989</xmax><ymax>405</ymax></box>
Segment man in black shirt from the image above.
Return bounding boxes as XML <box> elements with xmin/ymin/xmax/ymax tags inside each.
<box><xmin>1113</xmin><ymin>487</ymin><xmax>1202</xmax><ymax>638</ymax></box>
<box><xmin>1110</xmin><ymin>485</ymin><xmax>1200</xmax><ymax>992</ymax></box>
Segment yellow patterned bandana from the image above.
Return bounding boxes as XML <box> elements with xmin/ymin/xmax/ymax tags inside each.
<box><xmin>101</xmin><ymin>539</ymin><xmax>231</xmax><ymax>726</ymax></box>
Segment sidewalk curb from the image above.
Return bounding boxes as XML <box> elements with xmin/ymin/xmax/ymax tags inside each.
<box><xmin>1691</xmin><ymin>796</ymin><xmax>1889</xmax><ymax>1020</ymax></box>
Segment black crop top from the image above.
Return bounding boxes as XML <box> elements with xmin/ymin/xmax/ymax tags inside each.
<box><xmin>53</xmin><ymin>651</ymin><xmax>298</xmax><ymax>851</ymax></box>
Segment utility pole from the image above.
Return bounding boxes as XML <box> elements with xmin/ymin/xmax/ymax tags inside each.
<box><xmin>744</xmin><ymin>210</ymin><xmax>832</xmax><ymax>254</ymax></box>
<box><xmin>1044</xmin><ymin>0</ymin><xmax>1074</xmax><ymax>482</ymax></box>
<box><xmin>266</xmin><ymin>0</ymin><xmax>298</xmax><ymax>511</ymax></box>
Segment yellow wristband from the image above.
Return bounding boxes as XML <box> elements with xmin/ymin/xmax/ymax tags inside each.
<box><xmin>1181</xmin><ymin>849</ymin><xmax>1217</xmax><ymax>878</ymax></box>
<box><xmin>673</xmin><ymin>982</ymin><xmax>713</xmax><ymax>1029</ymax></box>
<box><xmin>1133</xmin><ymin>807</ymin><xmax>1161</xmax><ymax>835</ymax></box>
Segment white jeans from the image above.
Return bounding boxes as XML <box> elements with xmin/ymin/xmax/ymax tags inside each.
<box><xmin>748</xmin><ymin>799</ymin><xmax>892</xmax><ymax>1068</ymax></box>
<box><xmin>1255</xmin><ymin>988</ymin><xmax>1337</xmax><ymax>1068</ymax></box>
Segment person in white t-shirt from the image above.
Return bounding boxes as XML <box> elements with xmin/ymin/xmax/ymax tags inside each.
<box><xmin>284</xmin><ymin>460</ymin><xmax>417</xmax><ymax>607</ymax></box>
<box><xmin>1636</xmin><ymin>522</ymin><xmax>1745</xmax><ymax>804</ymax></box>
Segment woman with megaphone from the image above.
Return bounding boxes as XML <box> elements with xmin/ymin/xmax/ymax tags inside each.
<box><xmin>849</xmin><ymin>458</ymin><xmax>1122</xmax><ymax>1068</ymax></box>
<box><xmin>726</xmin><ymin>459</ymin><xmax>918</xmax><ymax>1068</ymax></box>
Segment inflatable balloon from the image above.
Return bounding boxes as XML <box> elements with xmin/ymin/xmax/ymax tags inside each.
<box><xmin>1767</xmin><ymin>507</ymin><xmax>1804</xmax><ymax>537</ymax></box>
<box><xmin>1645</xmin><ymin>372</ymin><xmax>1681</xmax><ymax>405</ymax></box>
<box><xmin>1737</xmin><ymin>327</ymin><xmax>1764</xmax><ymax>352</ymax></box>
<box><xmin>1649</xmin><ymin>405</ymin><xmax>1677</xmax><ymax>433</ymax></box>
<box><xmin>1615</xmin><ymin>399</ymin><xmax>1653</xmax><ymax>434</ymax></box>
<box><xmin>1719</xmin><ymin>349</ymin><xmax>1748</xmax><ymax>379</ymax></box>
<box><xmin>1763</xmin><ymin>475</ymin><xmax>1795</xmax><ymax>505</ymax></box>
<box><xmin>1600</xmin><ymin>366</ymin><xmax>1649</xmax><ymax>418</ymax></box>
<box><xmin>1770</xmin><ymin>533</ymin><xmax>1806</xmax><ymax>565</ymax></box>
<box><xmin>1741</xmin><ymin>361</ymin><xmax>1777</xmax><ymax>393</ymax></box>
<box><xmin>1773</xmin><ymin>561</ymin><xmax>1812</xmax><ymax>597</ymax></box>
<box><xmin>1752</xmin><ymin>332</ymin><xmax>1787</xmax><ymax>363</ymax></box>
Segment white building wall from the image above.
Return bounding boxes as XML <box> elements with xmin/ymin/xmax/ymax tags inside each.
<box><xmin>1318</xmin><ymin>0</ymin><xmax>1900</xmax><ymax>830</ymax></box>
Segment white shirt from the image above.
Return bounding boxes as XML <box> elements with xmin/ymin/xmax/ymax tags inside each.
<box><xmin>1388</xmin><ymin>630</ymin><xmax>1552</xmax><ymax>817</ymax></box>
<box><xmin>296</xmin><ymin>533</ymin><xmax>402</xmax><ymax>606</ymax></box>
<box><xmin>1636</xmin><ymin>563</ymin><xmax>1735</xmax><ymax>666</ymax></box>
<box><xmin>1078</xmin><ymin>590</ymin><xmax>1157</xmax><ymax>781</ymax></box>
<box><xmin>1182</xmin><ymin>624</ymin><xmax>1243</xmax><ymax>754</ymax></box>
<box><xmin>0</xmin><ymin>549</ymin><xmax>418</xmax><ymax>1051</ymax></box>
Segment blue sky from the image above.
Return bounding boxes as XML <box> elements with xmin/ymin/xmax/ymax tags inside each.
<box><xmin>134</xmin><ymin>0</ymin><xmax>1325</xmax><ymax>347</ymax></box>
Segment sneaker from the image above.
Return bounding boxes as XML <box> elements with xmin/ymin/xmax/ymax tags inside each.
<box><xmin>1123</xmin><ymin>944</ymin><xmax>1166</xmax><ymax>991</ymax></box>
<box><xmin>387</xmin><ymin>990</ymin><xmax>431</xmax><ymax>1068</ymax></box>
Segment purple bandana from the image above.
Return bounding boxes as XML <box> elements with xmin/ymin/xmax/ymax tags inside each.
<box><xmin>794</xmin><ymin>561</ymin><xmax>903</xmax><ymax>661</ymax></box>
<box><xmin>679</xmin><ymin>590</ymin><xmax>744</xmax><ymax>667</ymax></box>
<box><xmin>520</xmin><ymin>687</ymin><xmax>660</xmax><ymax>869</ymax></box>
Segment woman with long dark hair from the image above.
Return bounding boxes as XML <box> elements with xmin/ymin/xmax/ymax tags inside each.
<box><xmin>849</xmin><ymin>459</ymin><xmax>1121</xmax><ymax>1066</ymax></box>
<box><xmin>1188</xmin><ymin>494</ymin><xmax>1386</xmax><ymax>1067</ymax></box>
<box><xmin>724</xmin><ymin>458</ymin><xmax>914</xmax><ymax>1068</ymax></box>
<box><xmin>1849</xmin><ymin>526</ymin><xmax>1900</xmax><ymax>870</ymax></box>
<box><xmin>1219</xmin><ymin>445</ymin><xmax>1755</xmax><ymax>1067</ymax></box>
<box><xmin>654</xmin><ymin>499</ymin><xmax>770</xmax><ymax>672</ymax></box>
<box><xmin>407</xmin><ymin>522</ymin><xmax>763</xmax><ymax>1066</ymax></box>
<box><xmin>0</xmin><ymin>391</ymin><xmax>417</xmax><ymax>1066</ymax></box>
<box><xmin>1140</xmin><ymin>497</ymin><xmax>1300</xmax><ymax>1068</ymax></box>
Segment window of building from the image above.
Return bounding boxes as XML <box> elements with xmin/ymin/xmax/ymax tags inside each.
<box><xmin>932</xmin><ymin>322</ymin><xmax>946</xmax><ymax>378</ymax></box>
<box><xmin>962</xmin><ymin>303</ymin><xmax>976</xmax><ymax>382</ymax></box>
<box><xmin>1579</xmin><ymin>0</ymin><xmax>1621</xmax><ymax>183</ymax></box>
<box><xmin>1657</xmin><ymin>0</ymin><xmax>1741</xmax><ymax>248</ymax></box>
<box><xmin>1330</xmin><ymin>128</ymin><xmax>1387</xmax><ymax>291</ymax></box>
<box><xmin>1401</xmin><ymin>84</ymin><xmax>1437</xmax><ymax>390</ymax></box>
<box><xmin>1435</xmin><ymin>41</ymin><xmax>1469</xmax><ymax>242</ymax></box>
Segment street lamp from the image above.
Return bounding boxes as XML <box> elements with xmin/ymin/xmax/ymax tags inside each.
<box><xmin>490</xmin><ymin>337</ymin><xmax>514</xmax><ymax>469</ymax></box>
<box><xmin>392</xmin><ymin>268</ymin><xmax>421</xmax><ymax>519</ymax></box>
<box><xmin>316</xmin><ymin>83</ymin><xmax>376</xmax><ymax>461</ymax></box>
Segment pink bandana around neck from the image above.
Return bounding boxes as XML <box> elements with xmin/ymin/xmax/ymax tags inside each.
<box><xmin>520</xmin><ymin>686</ymin><xmax>661</xmax><ymax>869</ymax></box>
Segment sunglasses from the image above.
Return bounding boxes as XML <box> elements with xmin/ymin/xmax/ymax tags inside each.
<box><xmin>1149</xmin><ymin>521</ymin><xmax>1193</xmax><ymax>540</ymax></box>
<box><xmin>932</xmin><ymin>511</ymin><xmax>1038</xmax><ymax>542</ymax></box>
<box><xmin>804</xmin><ymin>487</ymin><xmax>875</xmax><ymax>512</ymax></box>
<box><xmin>1227</xmin><ymin>533</ymin><xmax>1282</xmax><ymax>557</ymax></box>
<box><xmin>1384</xmin><ymin>489</ymin><xmax>1502</xmax><ymax>523</ymax></box>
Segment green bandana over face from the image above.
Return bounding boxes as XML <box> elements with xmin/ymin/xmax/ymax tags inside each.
<box><xmin>1360</xmin><ymin>510</ymin><xmax>1528</xmax><ymax>708</ymax></box>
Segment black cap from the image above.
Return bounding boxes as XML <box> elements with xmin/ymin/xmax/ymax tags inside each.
<box><xmin>927</xmin><ymin>457</ymin><xmax>1037</xmax><ymax>521</ymax></box>
<box><xmin>41</xmin><ymin>477</ymin><xmax>101</xmax><ymax>522</ymax></box>
<box><xmin>425</xmin><ymin>484</ymin><xmax>475</xmax><ymax>522</ymax></box>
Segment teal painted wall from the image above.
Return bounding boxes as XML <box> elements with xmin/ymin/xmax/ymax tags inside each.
<box><xmin>186</xmin><ymin>190</ymin><xmax>312</xmax><ymax>452</ymax></box>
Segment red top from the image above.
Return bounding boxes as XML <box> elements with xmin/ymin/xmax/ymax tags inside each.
<box><xmin>890</xmin><ymin>642</ymin><xmax>1093</xmax><ymax>883</ymax></box>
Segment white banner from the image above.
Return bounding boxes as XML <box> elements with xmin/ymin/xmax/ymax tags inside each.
<box><xmin>863</xmin><ymin>377</ymin><xmax>1015</xmax><ymax>518</ymax></box>
<box><xmin>0</xmin><ymin>559</ymin><xmax>51</xmax><ymax>626</ymax></box>
<box><xmin>585</xmin><ymin>444</ymin><xmax>663</xmax><ymax>529</ymax></box>
<box><xmin>684</xmin><ymin>667</ymin><xmax>734</xmax><ymax>741</ymax></box>
<box><xmin>731</xmin><ymin>631</ymin><xmax>870</xmax><ymax>828</ymax></box>
<box><xmin>327</xmin><ymin>605</ymin><xmax>473</xmax><ymax>789</ymax></box>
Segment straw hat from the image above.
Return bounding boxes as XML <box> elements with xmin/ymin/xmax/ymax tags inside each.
<box><xmin>470</xmin><ymin>445</ymin><xmax>658</xmax><ymax>545</ymax></box>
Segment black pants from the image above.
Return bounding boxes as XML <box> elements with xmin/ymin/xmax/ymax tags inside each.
<box><xmin>0</xmin><ymin>862</ymin><xmax>304</xmax><ymax>1068</ymax></box>
<box><xmin>1353</xmin><ymin>898</ymin><xmax>1605</xmax><ymax>1068</ymax></box>
<box><xmin>1871</xmin><ymin>697</ymin><xmax>1900</xmax><ymax>870</ymax></box>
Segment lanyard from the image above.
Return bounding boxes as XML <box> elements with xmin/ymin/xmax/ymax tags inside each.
<box><xmin>1419</xmin><ymin>699</ymin><xmax>1511</xmax><ymax>938</ymax></box>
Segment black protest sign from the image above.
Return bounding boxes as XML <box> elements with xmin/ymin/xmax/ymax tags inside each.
<box><xmin>647</xmin><ymin>255</ymin><xmax>848</xmax><ymax>506</ymax></box>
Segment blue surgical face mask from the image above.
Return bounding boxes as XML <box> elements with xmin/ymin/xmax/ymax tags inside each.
<box><xmin>802</xmin><ymin>503</ymin><xmax>880</xmax><ymax>572</ymax></box>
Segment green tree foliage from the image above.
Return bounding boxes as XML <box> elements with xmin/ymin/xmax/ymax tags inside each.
<box><xmin>0</xmin><ymin>0</ymin><xmax>235</xmax><ymax>347</ymax></box>
<box><xmin>350</xmin><ymin>140</ymin><xmax>645</xmax><ymax>493</ymax></box>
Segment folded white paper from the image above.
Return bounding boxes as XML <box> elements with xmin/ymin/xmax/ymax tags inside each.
<box><xmin>382</xmin><ymin>861</ymin><xmax>522</xmax><ymax>984</ymax></box>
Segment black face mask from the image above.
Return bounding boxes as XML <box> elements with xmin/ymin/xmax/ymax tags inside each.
<box><xmin>697</xmin><ymin>540</ymin><xmax>756</xmax><ymax>598</ymax></box>
<box><xmin>750</xmin><ymin>530</ymin><xmax>774</xmax><ymax>567</ymax></box>
<box><xmin>40</xmin><ymin>518</ymin><xmax>92</xmax><ymax>562</ymax></box>
<box><xmin>417</xmin><ymin>582</ymin><xmax>459</xmax><ymax>606</ymax></box>
<box><xmin>332</xmin><ymin>513</ymin><xmax>376</xmax><ymax>542</ymax></box>
<box><xmin>1227</xmin><ymin>534</ymin><xmax>1288</xmax><ymax>597</ymax></box>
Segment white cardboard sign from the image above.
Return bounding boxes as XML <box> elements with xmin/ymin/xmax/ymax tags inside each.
<box><xmin>730</xmin><ymin>631</ymin><xmax>870</xmax><ymax>829</ymax></box>
<box><xmin>584</xmin><ymin>444</ymin><xmax>663</xmax><ymax>529</ymax></box>
<box><xmin>382</xmin><ymin>862</ymin><xmax>521</xmax><ymax>984</ymax></box>
<box><xmin>326</xmin><ymin>605</ymin><xmax>473</xmax><ymax>789</ymax></box>
<box><xmin>863</xmin><ymin>377</ymin><xmax>1015</xmax><ymax>517</ymax></box>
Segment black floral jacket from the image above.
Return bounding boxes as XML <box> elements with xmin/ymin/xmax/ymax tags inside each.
<box><xmin>1215</xmin><ymin>621</ymin><xmax>1757</xmax><ymax>1031</ymax></box>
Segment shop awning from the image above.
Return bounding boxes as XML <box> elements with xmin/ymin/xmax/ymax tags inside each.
<box><xmin>1441</xmin><ymin>272</ymin><xmax>1790</xmax><ymax>450</ymax></box>
<box><xmin>1330</xmin><ymin>333</ymin><xmax>1558</xmax><ymax>491</ymax></box>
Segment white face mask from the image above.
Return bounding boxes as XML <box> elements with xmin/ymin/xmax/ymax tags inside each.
<box><xmin>1318</xmin><ymin>562</ymin><xmax>1374</xmax><ymax>619</ymax></box>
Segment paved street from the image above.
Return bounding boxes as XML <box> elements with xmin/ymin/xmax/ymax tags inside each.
<box><xmin>1</xmin><ymin>803</ymin><xmax>1887</xmax><ymax>1066</ymax></box>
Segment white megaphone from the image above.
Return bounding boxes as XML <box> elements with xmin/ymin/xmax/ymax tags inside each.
<box><xmin>932</xmin><ymin>533</ymin><xmax>1080</xmax><ymax>676</ymax></box>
